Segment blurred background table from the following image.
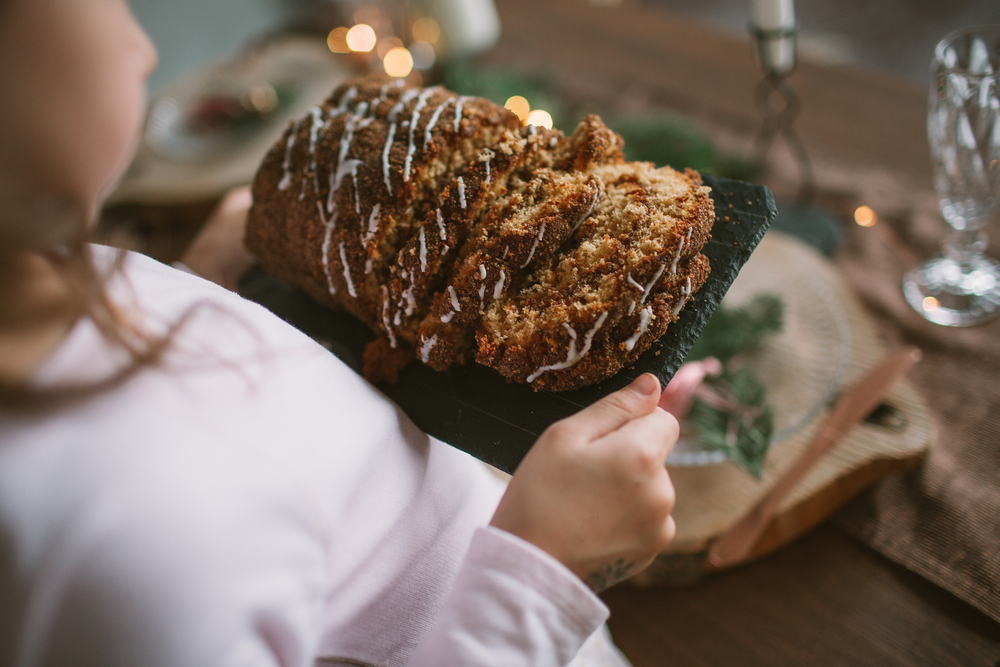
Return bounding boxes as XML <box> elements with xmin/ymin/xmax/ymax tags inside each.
<box><xmin>109</xmin><ymin>0</ymin><xmax>1000</xmax><ymax>663</ymax></box>
<box><xmin>475</xmin><ymin>1</ymin><xmax>1000</xmax><ymax>664</ymax></box>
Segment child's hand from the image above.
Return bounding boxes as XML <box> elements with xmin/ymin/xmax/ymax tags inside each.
<box><xmin>490</xmin><ymin>373</ymin><xmax>678</xmax><ymax>592</ymax></box>
<box><xmin>179</xmin><ymin>186</ymin><xmax>254</xmax><ymax>291</ymax></box>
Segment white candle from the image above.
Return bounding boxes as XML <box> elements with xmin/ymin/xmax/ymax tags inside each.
<box><xmin>419</xmin><ymin>0</ymin><xmax>501</xmax><ymax>59</ymax></box>
<box><xmin>751</xmin><ymin>0</ymin><xmax>795</xmax><ymax>31</ymax></box>
<box><xmin>751</xmin><ymin>0</ymin><xmax>796</xmax><ymax>74</ymax></box>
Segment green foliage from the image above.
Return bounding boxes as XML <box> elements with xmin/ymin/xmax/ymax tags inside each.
<box><xmin>611</xmin><ymin>113</ymin><xmax>760</xmax><ymax>180</ymax></box>
<box><xmin>439</xmin><ymin>63</ymin><xmax>565</xmax><ymax>125</ymax></box>
<box><xmin>687</xmin><ymin>368</ymin><xmax>774</xmax><ymax>479</ymax></box>
<box><xmin>438</xmin><ymin>65</ymin><xmax>760</xmax><ymax>180</ymax></box>
<box><xmin>687</xmin><ymin>293</ymin><xmax>783</xmax><ymax>364</ymax></box>
<box><xmin>685</xmin><ymin>294</ymin><xmax>784</xmax><ymax>478</ymax></box>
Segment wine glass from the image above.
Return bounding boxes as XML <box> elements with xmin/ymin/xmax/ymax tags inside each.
<box><xmin>903</xmin><ymin>26</ymin><xmax>1000</xmax><ymax>326</ymax></box>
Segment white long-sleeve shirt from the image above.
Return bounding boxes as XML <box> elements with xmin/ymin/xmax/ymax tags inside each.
<box><xmin>0</xmin><ymin>246</ymin><xmax>620</xmax><ymax>667</ymax></box>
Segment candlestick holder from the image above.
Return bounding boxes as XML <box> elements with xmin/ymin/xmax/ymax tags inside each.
<box><xmin>749</xmin><ymin>23</ymin><xmax>840</xmax><ymax>255</ymax></box>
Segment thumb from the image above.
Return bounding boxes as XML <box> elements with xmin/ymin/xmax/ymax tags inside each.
<box><xmin>564</xmin><ymin>373</ymin><xmax>661</xmax><ymax>440</ymax></box>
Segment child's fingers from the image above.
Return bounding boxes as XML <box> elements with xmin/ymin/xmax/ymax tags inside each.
<box><xmin>557</xmin><ymin>374</ymin><xmax>661</xmax><ymax>442</ymax></box>
<box><xmin>605</xmin><ymin>407</ymin><xmax>679</xmax><ymax>468</ymax></box>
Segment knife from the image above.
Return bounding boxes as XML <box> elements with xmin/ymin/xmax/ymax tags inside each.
<box><xmin>706</xmin><ymin>345</ymin><xmax>922</xmax><ymax>569</ymax></box>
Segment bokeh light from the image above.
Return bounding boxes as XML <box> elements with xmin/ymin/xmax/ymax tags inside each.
<box><xmin>412</xmin><ymin>18</ymin><xmax>441</xmax><ymax>44</ymax></box>
<box><xmin>923</xmin><ymin>296</ymin><xmax>940</xmax><ymax>311</ymax></box>
<box><xmin>384</xmin><ymin>47</ymin><xmax>414</xmax><ymax>77</ymax></box>
<box><xmin>409</xmin><ymin>42</ymin><xmax>436</xmax><ymax>70</ymax></box>
<box><xmin>525</xmin><ymin>109</ymin><xmax>553</xmax><ymax>129</ymax></box>
<box><xmin>854</xmin><ymin>205</ymin><xmax>877</xmax><ymax>227</ymax></box>
<box><xmin>346</xmin><ymin>24</ymin><xmax>377</xmax><ymax>52</ymax></box>
<box><xmin>327</xmin><ymin>27</ymin><xmax>351</xmax><ymax>53</ymax></box>
<box><xmin>377</xmin><ymin>36</ymin><xmax>403</xmax><ymax>60</ymax></box>
<box><xmin>505</xmin><ymin>95</ymin><xmax>531</xmax><ymax>121</ymax></box>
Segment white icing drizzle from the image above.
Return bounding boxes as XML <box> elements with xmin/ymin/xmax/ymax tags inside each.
<box><xmin>277</xmin><ymin>118</ymin><xmax>302</xmax><ymax>190</ymax></box>
<box><xmin>336</xmin><ymin>87</ymin><xmax>358</xmax><ymax>114</ymax></box>
<box><xmin>394</xmin><ymin>311</ymin><xmax>402</xmax><ymax>326</ymax></box>
<box><xmin>365</xmin><ymin>259</ymin><xmax>373</xmax><ymax>274</ymax></box>
<box><xmin>493</xmin><ymin>269</ymin><xmax>506</xmax><ymax>299</ymax></box>
<box><xmin>669</xmin><ymin>234</ymin><xmax>686</xmax><ymax>276</ymax></box>
<box><xmin>419</xmin><ymin>227</ymin><xmax>428</xmax><ymax>272</ymax></box>
<box><xmin>339</xmin><ymin>242</ymin><xmax>356</xmax><ymax>297</ymax></box>
<box><xmin>382</xmin><ymin>122</ymin><xmax>396</xmax><ymax>195</ymax></box>
<box><xmin>520</xmin><ymin>222</ymin><xmax>546</xmax><ymax>268</ymax></box>
<box><xmin>364</xmin><ymin>203</ymin><xmax>381</xmax><ymax>245</ymax></box>
<box><xmin>448</xmin><ymin>285</ymin><xmax>461</xmax><ymax>311</ymax></box>
<box><xmin>640</xmin><ymin>264</ymin><xmax>667</xmax><ymax>304</ymax></box>
<box><xmin>327</xmin><ymin>101</ymin><xmax>369</xmax><ymax>214</ymax></box>
<box><xmin>628</xmin><ymin>302</ymin><xmax>636</xmax><ymax>315</ymax></box>
<box><xmin>401</xmin><ymin>283</ymin><xmax>417</xmax><ymax>316</ymax></box>
<box><xmin>404</xmin><ymin>87</ymin><xmax>437</xmax><ymax>182</ymax></box>
<box><xmin>453</xmin><ymin>96</ymin><xmax>468</xmax><ymax>133</ymax></box>
<box><xmin>479</xmin><ymin>264</ymin><xmax>487</xmax><ymax>279</ymax></box>
<box><xmin>671</xmin><ymin>277</ymin><xmax>693</xmax><ymax>318</ymax></box>
<box><xmin>306</xmin><ymin>106</ymin><xmax>323</xmax><ymax>166</ymax></box>
<box><xmin>424</xmin><ymin>97</ymin><xmax>455</xmax><ymax>147</ymax></box>
<box><xmin>328</xmin><ymin>159</ymin><xmax>361</xmax><ymax>214</ymax></box>
<box><xmin>318</xmin><ymin>202</ymin><xmax>337</xmax><ymax>296</ymax></box>
<box><xmin>441</xmin><ymin>311</ymin><xmax>455</xmax><ymax>323</ymax></box>
<box><xmin>352</xmin><ymin>164</ymin><xmax>361</xmax><ymax>215</ymax></box>
<box><xmin>626</xmin><ymin>274</ymin><xmax>644</xmax><ymax>292</ymax></box>
<box><xmin>388</xmin><ymin>88</ymin><xmax>420</xmax><ymax>122</ymax></box>
<box><xmin>573</xmin><ymin>176</ymin><xmax>605</xmax><ymax>232</ymax></box>
<box><xmin>549</xmin><ymin>137</ymin><xmax>558</xmax><ymax>148</ymax></box>
<box><xmin>478</xmin><ymin>284</ymin><xmax>486</xmax><ymax>312</ymax></box>
<box><xmin>527</xmin><ymin>311</ymin><xmax>610</xmax><ymax>383</ymax></box>
<box><xmin>624</xmin><ymin>306</ymin><xmax>653</xmax><ymax>351</ymax></box>
<box><xmin>377</xmin><ymin>79</ymin><xmax>404</xmax><ymax>108</ymax></box>
<box><xmin>457</xmin><ymin>177</ymin><xmax>467</xmax><ymax>208</ymax></box>
<box><xmin>436</xmin><ymin>208</ymin><xmax>447</xmax><ymax>240</ymax></box>
<box><xmin>419</xmin><ymin>335</ymin><xmax>438</xmax><ymax>363</ymax></box>
<box><xmin>380</xmin><ymin>286</ymin><xmax>397</xmax><ymax>348</ymax></box>
<box><xmin>306</xmin><ymin>107</ymin><xmax>334</xmax><ymax>196</ymax></box>
<box><xmin>528</xmin><ymin>124</ymin><xmax>538</xmax><ymax>136</ymax></box>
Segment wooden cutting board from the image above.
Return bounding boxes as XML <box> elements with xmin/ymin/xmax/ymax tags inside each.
<box><xmin>631</xmin><ymin>231</ymin><xmax>935</xmax><ymax>586</ymax></box>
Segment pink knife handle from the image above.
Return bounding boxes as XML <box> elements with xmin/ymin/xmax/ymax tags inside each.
<box><xmin>706</xmin><ymin>346</ymin><xmax>920</xmax><ymax>569</ymax></box>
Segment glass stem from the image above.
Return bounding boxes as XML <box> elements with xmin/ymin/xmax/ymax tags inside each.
<box><xmin>943</xmin><ymin>227</ymin><xmax>987</xmax><ymax>269</ymax></box>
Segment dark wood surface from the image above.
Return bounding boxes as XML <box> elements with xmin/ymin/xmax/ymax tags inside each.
<box><xmin>482</xmin><ymin>0</ymin><xmax>1000</xmax><ymax>664</ymax></box>
<box><xmin>603</xmin><ymin>526</ymin><xmax>1000</xmax><ymax>666</ymax></box>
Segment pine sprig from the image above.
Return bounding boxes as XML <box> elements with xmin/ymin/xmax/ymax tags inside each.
<box><xmin>684</xmin><ymin>294</ymin><xmax>784</xmax><ymax>478</ymax></box>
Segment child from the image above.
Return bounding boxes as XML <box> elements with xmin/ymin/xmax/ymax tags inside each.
<box><xmin>0</xmin><ymin>1</ymin><xmax>679</xmax><ymax>665</ymax></box>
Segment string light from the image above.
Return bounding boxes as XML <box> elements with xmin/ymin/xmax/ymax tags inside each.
<box><xmin>412</xmin><ymin>18</ymin><xmax>441</xmax><ymax>44</ymax></box>
<box><xmin>923</xmin><ymin>296</ymin><xmax>940</xmax><ymax>312</ymax></box>
<box><xmin>377</xmin><ymin>36</ymin><xmax>403</xmax><ymax>60</ymax></box>
<box><xmin>409</xmin><ymin>42</ymin><xmax>436</xmax><ymax>70</ymax></box>
<box><xmin>525</xmin><ymin>109</ymin><xmax>553</xmax><ymax>129</ymax></box>
<box><xmin>504</xmin><ymin>95</ymin><xmax>531</xmax><ymax>121</ymax></box>
<box><xmin>327</xmin><ymin>27</ymin><xmax>351</xmax><ymax>53</ymax></box>
<box><xmin>854</xmin><ymin>205</ymin><xmax>877</xmax><ymax>227</ymax></box>
<box><xmin>384</xmin><ymin>47</ymin><xmax>414</xmax><ymax>77</ymax></box>
<box><xmin>346</xmin><ymin>24</ymin><xmax>377</xmax><ymax>53</ymax></box>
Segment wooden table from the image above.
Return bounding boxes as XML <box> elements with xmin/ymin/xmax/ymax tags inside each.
<box><xmin>480</xmin><ymin>0</ymin><xmax>1000</xmax><ymax>664</ymax></box>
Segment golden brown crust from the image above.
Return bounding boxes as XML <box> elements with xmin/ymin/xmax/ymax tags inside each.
<box><xmin>246</xmin><ymin>74</ymin><xmax>714</xmax><ymax>391</ymax></box>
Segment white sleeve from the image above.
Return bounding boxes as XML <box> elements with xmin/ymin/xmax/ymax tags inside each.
<box><xmin>406</xmin><ymin>526</ymin><xmax>609</xmax><ymax>667</ymax></box>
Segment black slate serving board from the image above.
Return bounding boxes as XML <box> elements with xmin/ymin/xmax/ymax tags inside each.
<box><xmin>242</xmin><ymin>174</ymin><xmax>775</xmax><ymax>473</ymax></box>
